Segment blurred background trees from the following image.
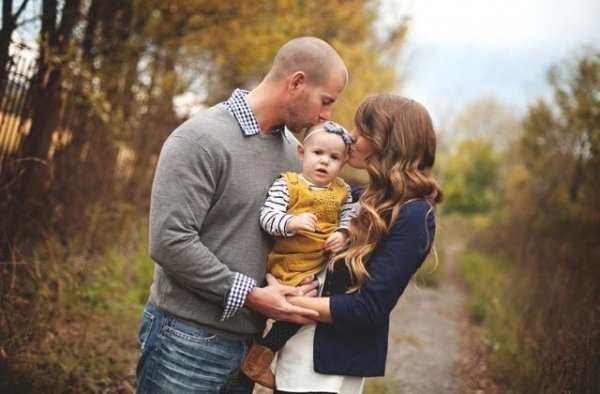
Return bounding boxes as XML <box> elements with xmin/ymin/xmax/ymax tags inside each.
<box><xmin>0</xmin><ymin>0</ymin><xmax>406</xmax><ymax>258</ymax></box>
<box><xmin>1</xmin><ymin>1</ymin><xmax>598</xmax><ymax>392</ymax></box>
<box><xmin>494</xmin><ymin>47</ymin><xmax>600</xmax><ymax>392</ymax></box>
<box><xmin>442</xmin><ymin>47</ymin><xmax>600</xmax><ymax>392</ymax></box>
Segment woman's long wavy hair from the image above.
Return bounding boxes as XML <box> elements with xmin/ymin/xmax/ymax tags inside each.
<box><xmin>333</xmin><ymin>94</ymin><xmax>443</xmax><ymax>292</ymax></box>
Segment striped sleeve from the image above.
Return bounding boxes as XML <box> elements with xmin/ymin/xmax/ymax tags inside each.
<box><xmin>260</xmin><ymin>177</ymin><xmax>295</xmax><ymax>237</ymax></box>
<box><xmin>338</xmin><ymin>183</ymin><xmax>356</xmax><ymax>230</ymax></box>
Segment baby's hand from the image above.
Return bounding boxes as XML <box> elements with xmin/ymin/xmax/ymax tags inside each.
<box><xmin>287</xmin><ymin>213</ymin><xmax>318</xmax><ymax>233</ymax></box>
<box><xmin>324</xmin><ymin>230</ymin><xmax>348</xmax><ymax>253</ymax></box>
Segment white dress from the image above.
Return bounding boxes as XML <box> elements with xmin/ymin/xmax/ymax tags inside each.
<box><xmin>274</xmin><ymin>270</ymin><xmax>365</xmax><ymax>393</ymax></box>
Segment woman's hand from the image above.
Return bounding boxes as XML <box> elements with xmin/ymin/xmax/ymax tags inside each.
<box><xmin>296</xmin><ymin>275</ymin><xmax>319</xmax><ymax>297</ymax></box>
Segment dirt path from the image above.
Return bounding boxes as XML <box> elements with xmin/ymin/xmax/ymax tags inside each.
<box><xmin>379</xmin><ymin>240</ymin><xmax>499</xmax><ymax>394</ymax></box>
<box><xmin>377</xmin><ymin>242</ymin><xmax>466</xmax><ymax>393</ymax></box>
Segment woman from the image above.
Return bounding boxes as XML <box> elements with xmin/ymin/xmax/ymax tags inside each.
<box><xmin>273</xmin><ymin>93</ymin><xmax>443</xmax><ymax>393</ymax></box>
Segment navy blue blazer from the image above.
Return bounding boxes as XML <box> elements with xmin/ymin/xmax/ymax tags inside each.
<box><xmin>313</xmin><ymin>199</ymin><xmax>436</xmax><ymax>376</ymax></box>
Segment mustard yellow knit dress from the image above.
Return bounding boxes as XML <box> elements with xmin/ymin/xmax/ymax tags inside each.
<box><xmin>268</xmin><ymin>172</ymin><xmax>349</xmax><ymax>286</ymax></box>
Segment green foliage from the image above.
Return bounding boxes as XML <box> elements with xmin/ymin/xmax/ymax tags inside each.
<box><xmin>442</xmin><ymin>138</ymin><xmax>500</xmax><ymax>215</ymax></box>
<box><xmin>459</xmin><ymin>251</ymin><xmax>541</xmax><ymax>391</ymax></box>
<box><xmin>461</xmin><ymin>253</ymin><xmax>512</xmax><ymax>325</ymax></box>
<box><xmin>437</xmin><ymin>98</ymin><xmax>520</xmax><ymax>218</ymax></box>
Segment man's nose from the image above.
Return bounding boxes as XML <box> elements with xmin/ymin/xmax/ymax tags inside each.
<box><xmin>319</xmin><ymin>107</ymin><xmax>332</xmax><ymax>121</ymax></box>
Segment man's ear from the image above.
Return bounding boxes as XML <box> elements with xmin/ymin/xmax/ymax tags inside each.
<box><xmin>297</xmin><ymin>144</ymin><xmax>305</xmax><ymax>160</ymax></box>
<box><xmin>288</xmin><ymin>71</ymin><xmax>306</xmax><ymax>94</ymax></box>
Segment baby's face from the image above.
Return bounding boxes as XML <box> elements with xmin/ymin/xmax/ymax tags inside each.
<box><xmin>299</xmin><ymin>131</ymin><xmax>347</xmax><ymax>186</ymax></box>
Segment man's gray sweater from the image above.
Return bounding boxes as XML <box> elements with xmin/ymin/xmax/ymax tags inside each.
<box><xmin>148</xmin><ymin>104</ymin><xmax>300</xmax><ymax>341</ymax></box>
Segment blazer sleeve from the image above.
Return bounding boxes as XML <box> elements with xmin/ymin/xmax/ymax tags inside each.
<box><xmin>328</xmin><ymin>202</ymin><xmax>435</xmax><ymax>333</ymax></box>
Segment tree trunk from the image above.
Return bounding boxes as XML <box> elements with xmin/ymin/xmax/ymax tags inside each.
<box><xmin>0</xmin><ymin>0</ymin><xmax>15</xmax><ymax>85</ymax></box>
<box><xmin>0</xmin><ymin>0</ymin><xmax>29</xmax><ymax>84</ymax></box>
<box><xmin>14</xmin><ymin>0</ymin><xmax>81</xmax><ymax>238</ymax></box>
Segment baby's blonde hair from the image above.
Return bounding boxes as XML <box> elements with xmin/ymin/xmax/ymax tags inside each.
<box><xmin>302</xmin><ymin>121</ymin><xmax>351</xmax><ymax>153</ymax></box>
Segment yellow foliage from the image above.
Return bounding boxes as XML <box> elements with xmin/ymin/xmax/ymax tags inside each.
<box><xmin>154</xmin><ymin>0</ymin><xmax>406</xmax><ymax>115</ymax></box>
<box><xmin>154</xmin><ymin>0</ymin><xmax>408</xmax><ymax>186</ymax></box>
<box><xmin>502</xmin><ymin>163</ymin><xmax>532</xmax><ymax>208</ymax></box>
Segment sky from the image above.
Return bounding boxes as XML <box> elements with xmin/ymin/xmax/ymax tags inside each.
<box><xmin>379</xmin><ymin>0</ymin><xmax>600</xmax><ymax>124</ymax></box>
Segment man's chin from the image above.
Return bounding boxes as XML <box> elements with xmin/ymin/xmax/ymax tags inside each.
<box><xmin>286</xmin><ymin>126</ymin><xmax>308</xmax><ymax>134</ymax></box>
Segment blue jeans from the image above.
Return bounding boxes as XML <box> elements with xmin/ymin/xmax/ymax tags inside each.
<box><xmin>136</xmin><ymin>303</ymin><xmax>255</xmax><ymax>393</ymax></box>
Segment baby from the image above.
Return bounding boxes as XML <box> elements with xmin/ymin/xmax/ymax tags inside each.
<box><xmin>241</xmin><ymin>121</ymin><xmax>355</xmax><ymax>388</ymax></box>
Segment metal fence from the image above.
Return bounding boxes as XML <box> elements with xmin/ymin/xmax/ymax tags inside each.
<box><xmin>0</xmin><ymin>49</ymin><xmax>176</xmax><ymax>231</ymax></box>
<box><xmin>0</xmin><ymin>54</ymin><xmax>37</xmax><ymax>173</ymax></box>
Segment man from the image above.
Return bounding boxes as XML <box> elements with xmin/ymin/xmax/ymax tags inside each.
<box><xmin>136</xmin><ymin>37</ymin><xmax>348</xmax><ymax>393</ymax></box>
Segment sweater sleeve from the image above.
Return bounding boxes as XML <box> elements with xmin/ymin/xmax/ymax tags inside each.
<box><xmin>148</xmin><ymin>134</ymin><xmax>253</xmax><ymax>310</ymax></box>
<box><xmin>329</xmin><ymin>202</ymin><xmax>435</xmax><ymax>333</ymax></box>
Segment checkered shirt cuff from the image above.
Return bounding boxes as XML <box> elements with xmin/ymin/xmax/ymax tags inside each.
<box><xmin>220</xmin><ymin>272</ymin><xmax>257</xmax><ymax>321</ymax></box>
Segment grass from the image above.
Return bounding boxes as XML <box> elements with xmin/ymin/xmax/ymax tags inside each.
<box><xmin>459</xmin><ymin>251</ymin><xmax>540</xmax><ymax>391</ymax></box>
<box><xmin>446</xmin><ymin>207</ymin><xmax>600</xmax><ymax>393</ymax></box>
<box><xmin>0</xmin><ymin>224</ymin><xmax>154</xmax><ymax>393</ymax></box>
<box><xmin>363</xmin><ymin>377</ymin><xmax>404</xmax><ymax>393</ymax></box>
<box><xmin>461</xmin><ymin>252</ymin><xmax>509</xmax><ymax>323</ymax></box>
<box><xmin>8</xmin><ymin>208</ymin><xmax>594</xmax><ymax>392</ymax></box>
<box><xmin>413</xmin><ymin>250</ymin><xmax>442</xmax><ymax>288</ymax></box>
<box><xmin>410</xmin><ymin>212</ymin><xmax>469</xmax><ymax>289</ymax></box>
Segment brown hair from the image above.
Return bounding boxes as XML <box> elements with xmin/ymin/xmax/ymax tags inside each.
<box><xmin>333</xmin><ymin>94</ymin><xmax>443</xmax><ymax>291</ymax></box>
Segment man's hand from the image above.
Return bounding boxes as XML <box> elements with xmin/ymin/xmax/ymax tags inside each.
<box><xmin>245</xmin><ymin>274</ymin><xmax>319</xmax><ymax>323</ymax></box>
<box><xmin>286</xmin><ymin>213</ymin><xmax>318</xmax><ymax>233</ymax></box>
<box><xmin>324</xmin><ymin>230</ymin><xmax>348</xmax><ymax>252</ymax></box>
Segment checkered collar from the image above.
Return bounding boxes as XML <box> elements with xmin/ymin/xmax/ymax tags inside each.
<box><xmin>223</xmin><ymin>89</ymin><xmax>285</xmax><ymax>136</ymax></box>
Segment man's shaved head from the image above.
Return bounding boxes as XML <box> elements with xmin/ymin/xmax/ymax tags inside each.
<box><xmin>266</xmin><ymin>37</ymin><xmax>348</xmax><ymax>86</ymax></box>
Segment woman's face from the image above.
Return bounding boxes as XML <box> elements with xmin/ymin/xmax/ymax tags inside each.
<box><xmin>347</xmin><ymin>127</ymin><xmax>375</xmax><ymax>169</ymax></box>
